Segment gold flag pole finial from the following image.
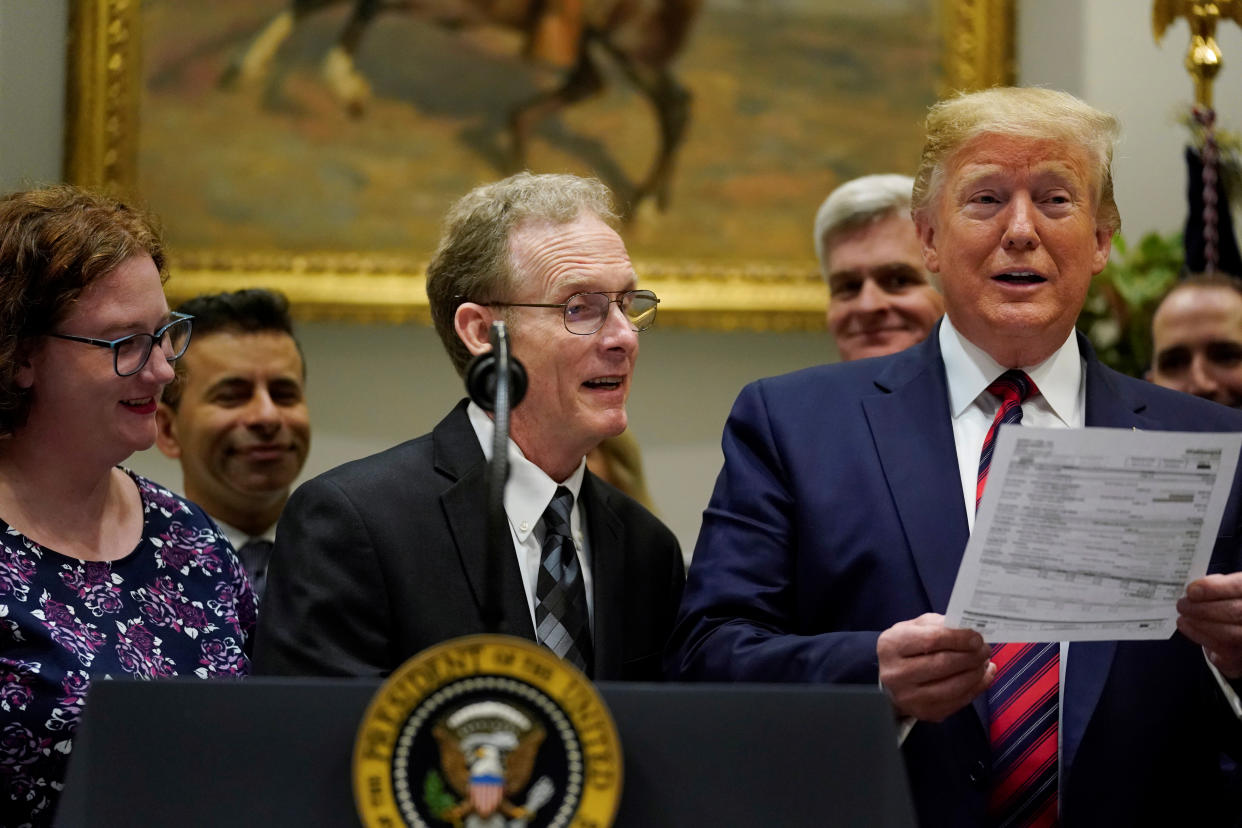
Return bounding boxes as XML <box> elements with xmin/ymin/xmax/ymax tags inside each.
<box><xmin>1153</xmin><ymin>0</ymin><xmax>1242</xmax><ymax>108</ymax></box>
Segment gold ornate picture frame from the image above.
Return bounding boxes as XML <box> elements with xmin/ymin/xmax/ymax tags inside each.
<box><xmin>65</xmin><ymin>0</ymin><xmax>1013</xmax><ymax>330</ymax></box>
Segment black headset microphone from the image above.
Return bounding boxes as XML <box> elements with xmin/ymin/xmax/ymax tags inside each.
<box><xmin>464</xmin><ymin>321</ymin><xmax>527</xmax><ymax>632</ymax></box>
<box><xmin>465</xmin><ymin>322</ymin><xmax>528</xmax><ymax>412</ymax></box>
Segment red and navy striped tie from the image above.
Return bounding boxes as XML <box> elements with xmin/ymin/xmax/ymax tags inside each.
<box><xmin>977</xmin><ymin>370</ymin><xmax>1058</xmax><ymax>827</ymax></box>
<box><xmin>976</xmin><ymin>370</ymin><xmax>1037</xmax><ymax>510</ymax></box>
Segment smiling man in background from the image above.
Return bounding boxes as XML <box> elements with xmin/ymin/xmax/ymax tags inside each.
<box><xmin>1149</xmin><ymin>273</ymin><xmax>1242</xmax><ymax>408</ymax></box>
<box><xmin>814</xmin><ymin>173</ymin><xmax>944</xmax><ymax>361</ymax></box>
<box><xmin>156</xmin><ymin>288</ymin><xmax>310</xmax><ymax>600</ymax></box>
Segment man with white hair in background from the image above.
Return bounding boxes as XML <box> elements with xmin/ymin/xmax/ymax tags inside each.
<box><xmin>814</xmin><ymin>173</ymin><xmax>945</xmax><ymax>361</ymax></box>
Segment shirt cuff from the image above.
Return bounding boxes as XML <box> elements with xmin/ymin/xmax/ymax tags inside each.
<box><xmin>1204</xmin><ymin>649</ymin><xmax>1242</xmax><ymax>719</ymax></box>
<box><xmin>880</xmin><ymin>675</ymin><xmax>918</xmax><ymax>744</ymax></box>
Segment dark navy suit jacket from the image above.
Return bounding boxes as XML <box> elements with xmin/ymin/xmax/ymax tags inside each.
<box><xmin>668</xmin><ymin>328</ymin><xmax>1242</xmax><ymax>827</ymax></box>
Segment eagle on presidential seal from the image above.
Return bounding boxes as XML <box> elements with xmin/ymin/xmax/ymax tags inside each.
<box><xmin>428</xmin><ymin>700</ymin><xmax>555</xmax><ymax>827</ymax></box>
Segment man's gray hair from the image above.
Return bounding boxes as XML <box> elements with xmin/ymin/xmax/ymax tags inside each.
<box><xmin>813</xmin><ymin>174</ymin><xmax>914</xmax><ymax>279</ymax></box>
<box><xmin>426</xmin><ymin>172</ymin><xmax>618</xmax><ymax>376</ymax></box>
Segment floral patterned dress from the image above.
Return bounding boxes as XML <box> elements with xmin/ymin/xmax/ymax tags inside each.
<box><xmin>0</xmin><ymin>471</ymin><xmax>256</xmax><ymax>827</ymax></box>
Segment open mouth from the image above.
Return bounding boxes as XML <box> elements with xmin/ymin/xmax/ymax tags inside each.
<box><xmin>583</xmin><ymin>376</ymin><xmax>624</xmax><ymax>390</ymax></box>
<box><xmin>993</xmin><ymin>271</ymin><xmax>1046</xmax><ymax>285</ymax></box>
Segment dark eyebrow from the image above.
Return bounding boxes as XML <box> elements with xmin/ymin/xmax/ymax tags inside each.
<box><xmin>827</xmin><ymin>268</ymin><xmax>862</xmax><ymax>286</ymax></box>
<box><xmin>206</xmin><ymin>377</ymin><xmax>253</xmax><ymax>394</ymax></box>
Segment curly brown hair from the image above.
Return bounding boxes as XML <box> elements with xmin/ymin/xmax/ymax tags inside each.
<box><xmin>0</xmin><ymin>185</ymin><xmax>167</xmax><ymax>436</ymax></box>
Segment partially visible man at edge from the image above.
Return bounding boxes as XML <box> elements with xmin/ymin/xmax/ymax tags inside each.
<box><xmin>155</xmin><ymin>288</ymin><xmax>310</xmax><ymax>601</ymax></box>
<box><xmin>669</xmin><ymin>87</ymin><xmax>1242</xmax><ymax>827</ymax></box>
<box><xmin>254</xmin><ymin>172</ymin><xmax>684</xmax><ymax>680</ymax></box>
<box><xmin>814</xmin><ymin>173</ymin><xmax>945</xmax><ymax>361</ymax></box>
<box><xmin>1149</xmin><ymin>272</ymin><xmax>1242</xmax><ymax>408</ymax></box>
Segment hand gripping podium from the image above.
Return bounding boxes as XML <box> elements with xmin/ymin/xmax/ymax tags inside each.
<box><xmin>56</xmin><ymin>679</ymin><xmax>916</xmax><ymax>827</ymax></box>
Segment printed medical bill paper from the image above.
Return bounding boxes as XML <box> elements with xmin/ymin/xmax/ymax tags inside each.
<box><xmin>945</xmin><ymin>427</ymin><xmax>1242</xmax><ymax>642</ymax></box>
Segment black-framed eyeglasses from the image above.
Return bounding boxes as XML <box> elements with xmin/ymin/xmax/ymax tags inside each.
<box><xmin>485</xmin><ymin>289</ymin><xmax>659</xmax><ymax>335</ymax></box>
<box><xmin>47</xmin><ymin>312</ymin><xmax>194</xmax><ymax>377</ymax></box>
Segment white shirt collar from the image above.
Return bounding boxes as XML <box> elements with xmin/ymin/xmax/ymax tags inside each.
<box><xmin>209</xmin><ymin>516</ymin><xmax>276</xmax><ymax>552</ymax></box>
<box><xmin>466</xmin><ymin>401</ymin><xmax>586</xmax><ymax>542</ymax></box>
<box><xmin>939</xmin><ymin>316</ymin><xmax>1082</xmax><ymax>425</ymax></box>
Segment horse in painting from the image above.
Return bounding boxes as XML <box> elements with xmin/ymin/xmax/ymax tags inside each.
<box><xmin>222</xmin><ymin>0</ymin><xmax>703</xmax><ymax>212</ymax></box>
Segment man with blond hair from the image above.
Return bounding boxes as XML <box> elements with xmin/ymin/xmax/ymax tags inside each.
<box><xmin>670</xmin><ymin>88</ymin><xmax>1242</xmax><ymax>826</ymax></box>
<box><xmin>814</xmin><ymin>173</ymin><xmax>944</xmax><ymax>361</ymax></box>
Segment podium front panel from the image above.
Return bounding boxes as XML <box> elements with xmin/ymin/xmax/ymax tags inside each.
<box><xmin>57</xmin><ymin>678</ymin><xmax>914</xmax><ymax>827</ymax></box>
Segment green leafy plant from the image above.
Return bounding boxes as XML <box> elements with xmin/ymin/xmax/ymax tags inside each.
<box><xmin>1076</xmin><ymin>231</ymin><xmax>1183</xmax><ymax>378</ymax></box>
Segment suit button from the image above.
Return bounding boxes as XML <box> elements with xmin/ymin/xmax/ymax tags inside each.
<box><xmin>968</xmin><ymin>760</ymin><xmax>987</xmax><ymax>788</ymax></box>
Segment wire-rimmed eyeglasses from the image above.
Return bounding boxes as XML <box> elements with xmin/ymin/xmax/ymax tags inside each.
<box><xmin>485</xmin><ymin>289</ymin><xmax>659</xmax><ymax>335</ymax></box>
<box><xmin>47</xmin><ymin>312</ymin><xmax>194</xmax><ymax>377</ymax></box>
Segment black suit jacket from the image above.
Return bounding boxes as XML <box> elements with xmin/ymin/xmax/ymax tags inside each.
<box><xmin>254</xmin><ymin>400</ymin><xmax>684</xmax><ymax>680</ymax></box>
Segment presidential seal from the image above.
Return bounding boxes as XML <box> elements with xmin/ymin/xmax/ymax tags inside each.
<box><xmin>354</xmin><ymin>635</ymin><xmax>622</xmax><ymax>828</ymax></box>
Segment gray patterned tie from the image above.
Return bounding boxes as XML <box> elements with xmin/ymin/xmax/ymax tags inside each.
<box><xmin>236</xmin><ymin>538</ymin><xmax>273</xmax><ymax>601</ymax></box>
<box><xmin>534</xmin><ymin>487</ymin><xmax>593</xmax><ymax>675</ymax></box>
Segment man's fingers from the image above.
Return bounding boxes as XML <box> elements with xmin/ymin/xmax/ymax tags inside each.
<box><xmin>1176</xmin><ymin>595</ymin><xmax>1242</xmax><ymax>625</ymax></box>
<box><xmin>882</xmin><ymin>617</ymin><xmax>988</xmax><ymax>658</ymax></box>
<box><xmin>877</xmin><ymin>615</ymin><xmax>998</xmax><ymax>720</ymax></box>
<box><xmin>1185</xmin><ymin>573</ymin><xmax>1242</xmax><ymax>602</ymax></box>
<box><xmin>899</xmin><ymin>647</ymin><xmax>993</xmax><ymax>680</ymax></box>
<box><xmin>885</xmin><ymin>661</ymin><xmax>996</xmax><ymax>722</ymax></box>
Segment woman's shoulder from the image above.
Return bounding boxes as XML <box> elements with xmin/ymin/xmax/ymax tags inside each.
<box><xmin>122</xmin><ymin>469</ymin><xmax>212</xmax><ymax>526</ymax></box>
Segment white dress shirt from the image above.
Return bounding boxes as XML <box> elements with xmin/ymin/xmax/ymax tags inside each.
<box><xmin>940</xmin><ymin>317</ymin><xmax>1085</xmax><ymax>530</ymax></box>
<box><xmin>211</xmin><ymin>518</ymin><xmax>277</xmax><ymax>556</ymax></box>
<box><xmin>467</xmin><ymin>402</ymin><xmax>595</xmax><ymax>632</ymax></box>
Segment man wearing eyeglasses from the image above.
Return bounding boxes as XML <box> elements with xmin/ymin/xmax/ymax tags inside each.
<box><xmin>254</xmin><ymin>172</ymin><xmax>684</xmax><ymax>680</ymax></box>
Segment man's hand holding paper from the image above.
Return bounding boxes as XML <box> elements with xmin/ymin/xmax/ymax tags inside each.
<box><xmin>1179</xmin><ymin>572</ymin><xmax>1242</xmax><ymax>679</ymax></box>
<box><xmin>876</xmin><ymin>613</ymin><xmax>996</xmax><ymax>722</ymax></box>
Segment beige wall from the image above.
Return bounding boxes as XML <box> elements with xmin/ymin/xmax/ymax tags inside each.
<box><xmin>0</xmin><ymin>0</ymin><xmax>66</xmax><ymax>191</ymax></box>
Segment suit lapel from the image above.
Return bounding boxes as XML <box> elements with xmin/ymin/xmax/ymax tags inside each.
<box><xmin>863</xmin><ymin>333</ymin><xmax>986</xmax><ymax>735</ymax></box>
<box><xmin>434</xmin><ymin>401</ymin><xmax>536</xmax><ymax>641</ymax></box>
<box><xmin>581</xmin><ymin>474</ymin><xmax>625</xmax><ymax>679</ymax></box>
<box><xmin>1062</xmin><ymin>337</ymin><xmax>1148</xmax><ymax>781</ymax></box>
<box><xmin>863</xmin><ymin>333</ymin><xmax>972</xmax><ymax>614</ymax></box>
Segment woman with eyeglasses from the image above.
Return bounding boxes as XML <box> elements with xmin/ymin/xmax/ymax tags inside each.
<box><xmin>0</xmin><ymin>186</ymin><xmax>256</xmax><ymax>827</ymax></box>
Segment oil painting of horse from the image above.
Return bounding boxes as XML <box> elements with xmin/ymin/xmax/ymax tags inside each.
<box><xmin>138</xmin><ymin>0</ymin><xmax>940</xmax><ymax>267</ymax></box>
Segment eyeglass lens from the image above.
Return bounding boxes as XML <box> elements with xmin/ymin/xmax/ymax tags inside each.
<box><xmin>564</xmin><ymin>291</ymin><xmax>658</xmax><ymax>334</ymax></box>
<box><xmin>115</xmin><ymin>317</ymin><xmax>193</xmax><ymax>376</ymax></box>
